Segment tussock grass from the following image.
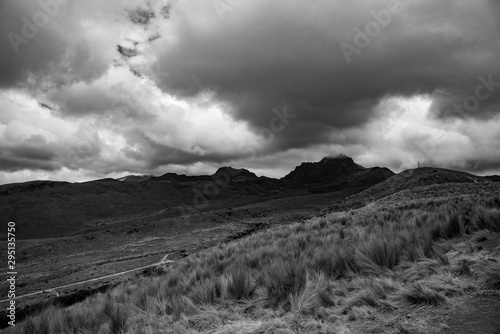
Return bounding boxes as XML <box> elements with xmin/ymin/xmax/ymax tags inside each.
<box><xmin>290</xmin><ymin>273</ymin><xmax>327</xmax><ymax>314</ymax></box>
<box><xmin>102</xmin><ymin>297</ymin><xmax>129</xmax><ymax>334</ymax></box>
<box><xmin>482</xmin><ymin>263</ymin><xmax>500</xmax><ymax>290</ymax></box>
<box><xmin>262</xmin><ymin>259</ymin><xmax>307</xmax><ymax>309</ymax></box>
<box><xmin>356</xmin><ymin>237</ymin><xmax>400</xmax><ymax>274</ymax></box>
<box><xmin>311</xmin><ymin>248</ymin><xmax>356</xmax><ymax>279</ymax></box>
<box><xmin>11</xmin><ymin>186</ymin><xmax>500</xmax><ymax>333</ymax></box>
<box><xmin>190</xmin><ymin>278</ymin><xmax>221</xmax><ymax>305</ymax></box>
<box><xmin>395</xmin><ymin>283</ymin><xmax>446</xmax><ymax>306</ymax></box>
<box><xmin>474</xmin><ymin>208</ymin><xmax>500</xmax><ymax>232</ymax></box>
<box><xmin>227</xmin><ymin>266</ymin><xmax>256</xmax><ymax>300</ymax></box>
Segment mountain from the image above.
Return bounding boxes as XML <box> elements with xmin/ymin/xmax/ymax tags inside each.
<box><xmin>152</xmin><ymin>172</ymin><xmax>211</xmax><ymax>183</ymax></box>
<box><xmin>284</xmin><ymin>154</ymin><xmax>364</xmax><ymax>183</ymax></box>
<box><xmin>0</xmin><ymin>178</ymin><xmax>197</xmax><ymax>239</ymax></box>
<box><xmin>329</xmin><ymin>167</ymin><xmax>493</xmax><ymax>211</ymax></box>
<box><xmin>485</xmin><ymin>175</ymin><xmax>500</xmax><ymax>182</ymax></box>
<box><xmin>153</xmin><ymin>167</ymin><xmax>269</xmax><ymax>185</ymax></box>
<box><xmin>0</xmin><ymin>167</ymin><xmax>282</xmax><ymax>239</ymax></box>
<box><xmin>283</xmin><ymin>154</ymin><xmax>394</xmax><ymax>192</ymax></box>
<box><xmin>0</xmin><ymin>156</ymin><xmax>399</xmax><ymax>239</ymax></box>
<box><xmin>214</xmin><ymin>167</ymin><xmax>258</xmax><ymax>182</ymax></box>
<box><xmin>375</xmin><ymin>167</ymin><xmax>490</xmax><ymax>194</ymax></box>
<box><xmin>116</xmin><ymin>175</ymin><xmax>153</xmax><ymax>182</ymax></box>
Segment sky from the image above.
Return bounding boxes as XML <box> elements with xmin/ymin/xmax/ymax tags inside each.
<box><xmin>0</xmin><ymin>0</ymin><xmax>499</xmax><ymax>184</ymax></box>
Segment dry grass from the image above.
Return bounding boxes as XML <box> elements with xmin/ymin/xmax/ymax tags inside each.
<box><xmin>8</xmin><ymin>186</ymin><xmax>500</xmax><ymax>334</ymax></box>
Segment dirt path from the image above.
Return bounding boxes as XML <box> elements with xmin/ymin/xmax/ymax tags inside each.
<box><xmin>0</xmin><ymin>260</ymin><xmax>170</xmax><ymax>304</ymax></box>
<box><xmin>444</xmin><ymin>295</ymin><xmax>500</xmax><ymax>334</ymax></box>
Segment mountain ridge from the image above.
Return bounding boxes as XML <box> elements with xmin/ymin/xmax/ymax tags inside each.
<box><xmin>1</xmin><ymin>156</ymin><xmax>495</xmax><ymax>239</ymax></box>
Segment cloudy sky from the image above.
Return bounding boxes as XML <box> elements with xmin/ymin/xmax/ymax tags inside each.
<box><xmin>0</xmin><ymin>0</ymin><xmax>499</xmax><ymax>184</ymax></box>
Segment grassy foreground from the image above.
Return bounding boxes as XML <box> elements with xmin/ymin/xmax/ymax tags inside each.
<box><xmin>7</xmin><ymin>186</ymin><xmax>500</xmax><ymax>334</ymax></box>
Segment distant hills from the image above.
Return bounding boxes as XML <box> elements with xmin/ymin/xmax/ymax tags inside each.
<box><xmin>485</xmin><ymin>175</ymin><xmax>500</xmax><ymax>182</ymax></box>
<box><xmin>1</xmin><ymin>155</ymin><xmax>497</xmax><ymax>239</ymax></box>
<box><xmin>357</xmin><ymin>167</ymin><xmax>490</xmax><ymax>200</ymax></box>
<box><xmin>283</xmin><ymin>154</ymin><xmax>394</xmax><ymax>192</ymax></box>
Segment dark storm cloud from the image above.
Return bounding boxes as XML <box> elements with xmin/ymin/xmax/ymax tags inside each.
<box><xmin>458</xmin><ymin>160</ymin><xmax>500</xmax><ymax>174</ymax></box>
<box><xmin>152</xmin><ymin>0</ymin><xmax>500</xmax><ymax>152</ymax></box>
<box><xmin>122</xmin><ymin>129</ymin><xmax>246</xmax><ymax>169</ymax></box>
<box><xmin>0</xmin><ymin>141</ymin><xmax>59</xmax><ymax>172</ymax></box>
<box><xmin>1</xmin><ymin>0</ymin><xmax>500</xmax><ymax>183</ymax></box>
<box><xmin>0</xmin><ymin>0</ymin><xmax>138</xmax><ymax>89</ymax></box>
<box><xmin>47</xmin><ymin>82</ymin><xmax>157</xmax><ymax>121</ymax></box>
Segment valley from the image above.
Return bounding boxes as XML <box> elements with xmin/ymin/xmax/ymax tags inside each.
<box><xmin>1</xmin><ymin>156</ymin><xmax>499</xmax><ymax>332</ymax></box>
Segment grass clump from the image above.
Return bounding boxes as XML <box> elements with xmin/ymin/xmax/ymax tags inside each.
<box><xmin>226</xmin><ymin>265</ymin><xmax>256</xmax><ymax>300</ymax></box>
<box><xmin>482</xmin><ymin>263</ymin><xmax>500</xmax><ymax>290</ymax></box>
<box><xmin>103</xmin><ymin>297</ymin><xmax>129</xmax><ymax>334</ymax></box>
<box><xmin>357</xmin><ymin>237</ymin><xmax>400</xmax><ymax>274</ymax></box>
<box><xmin>290</xmin><ymin>273</ymin><xmax>328</xmax><ymax>314</ymax></box>
<box><xmin>311</xmin><ymin>248</ymin><xmax>356</xmax><ymax>279</ymax></box>
<box><xmin>11</xmin><ymin>185</ymin><xmax>500</xmax><ymax>333</ymax></box>
<box><xmin>395</xmin><ymin>283</ymin><xmax>446</xmax><ymax>306</ymax></box>
<box><xmin>263</xmin><ymin>259</ymin><xmax>307</xmax><ymax>309</ymax></box>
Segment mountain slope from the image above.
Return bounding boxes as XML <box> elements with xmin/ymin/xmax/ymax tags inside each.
<box><xmin>327</xmin><ymin>167</ymin><xmax>493</xmax><ymax>212</ymax></box>
<box><xmin>116</xmin><ymin>175</ymin><xmax>153</xmax><ymax>182</ymax></box>
<box><xmin>485</xmin><ymin>175</ymin><xmax>500</xmax><ymax>182</ymax></box>
<box><xmin>284</xmin><ymin>155</ymin><xmax>365</xmax><ymax>184</ymax></box>
<box><xmin>0</xmin><ymin>157</ymin><xmax>397</xmax><ymax>239</ymax></box>
<box><xmin>0</xmin><ymin>167</ymin><xmax>283</xmax><ymax>239</ymax></box>
<box><xmin>283</xmin><ymin>154</ymin><xmax>394</xmax><ymax>192</ymax></box>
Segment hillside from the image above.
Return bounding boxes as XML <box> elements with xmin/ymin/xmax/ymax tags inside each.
<box><xmin>0</xmin><ymin>179</ymin><xmax>195</xmax><ymax>239</ymax></box>
<box><xmin>327</xmin><ymin>167</ymin><xmax>493</xmax><ymax>212</ymax></box>
<box><xmin>485</xmin><ymin>175</ymin><xmax>500</xmax><ymax>182</ymax></box>
<box><xmin>283</xmin><ymin>155</ymin><xmax>394</xmax><ymax>192</ymax></box>
<box><xmin>0</xmin><ymin>157</ymin><xmax>392</xmax><ymax>240</ymax></box>
<box><xmin>5</xmin><ymin>181</ymin><xmax>500</xmax><ymax>334</ymax></box>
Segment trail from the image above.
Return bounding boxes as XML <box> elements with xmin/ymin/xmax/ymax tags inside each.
<box><xmin>0</xmin><ymin>259</ymin><xmax>173</xmax><ymax>303</ymax></box>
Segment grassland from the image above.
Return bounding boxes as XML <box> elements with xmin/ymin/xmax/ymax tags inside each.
<box><xmin>5</xmin><ymin>183</ymin><xmax>500</xmax><ymax>334</ymax></box>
